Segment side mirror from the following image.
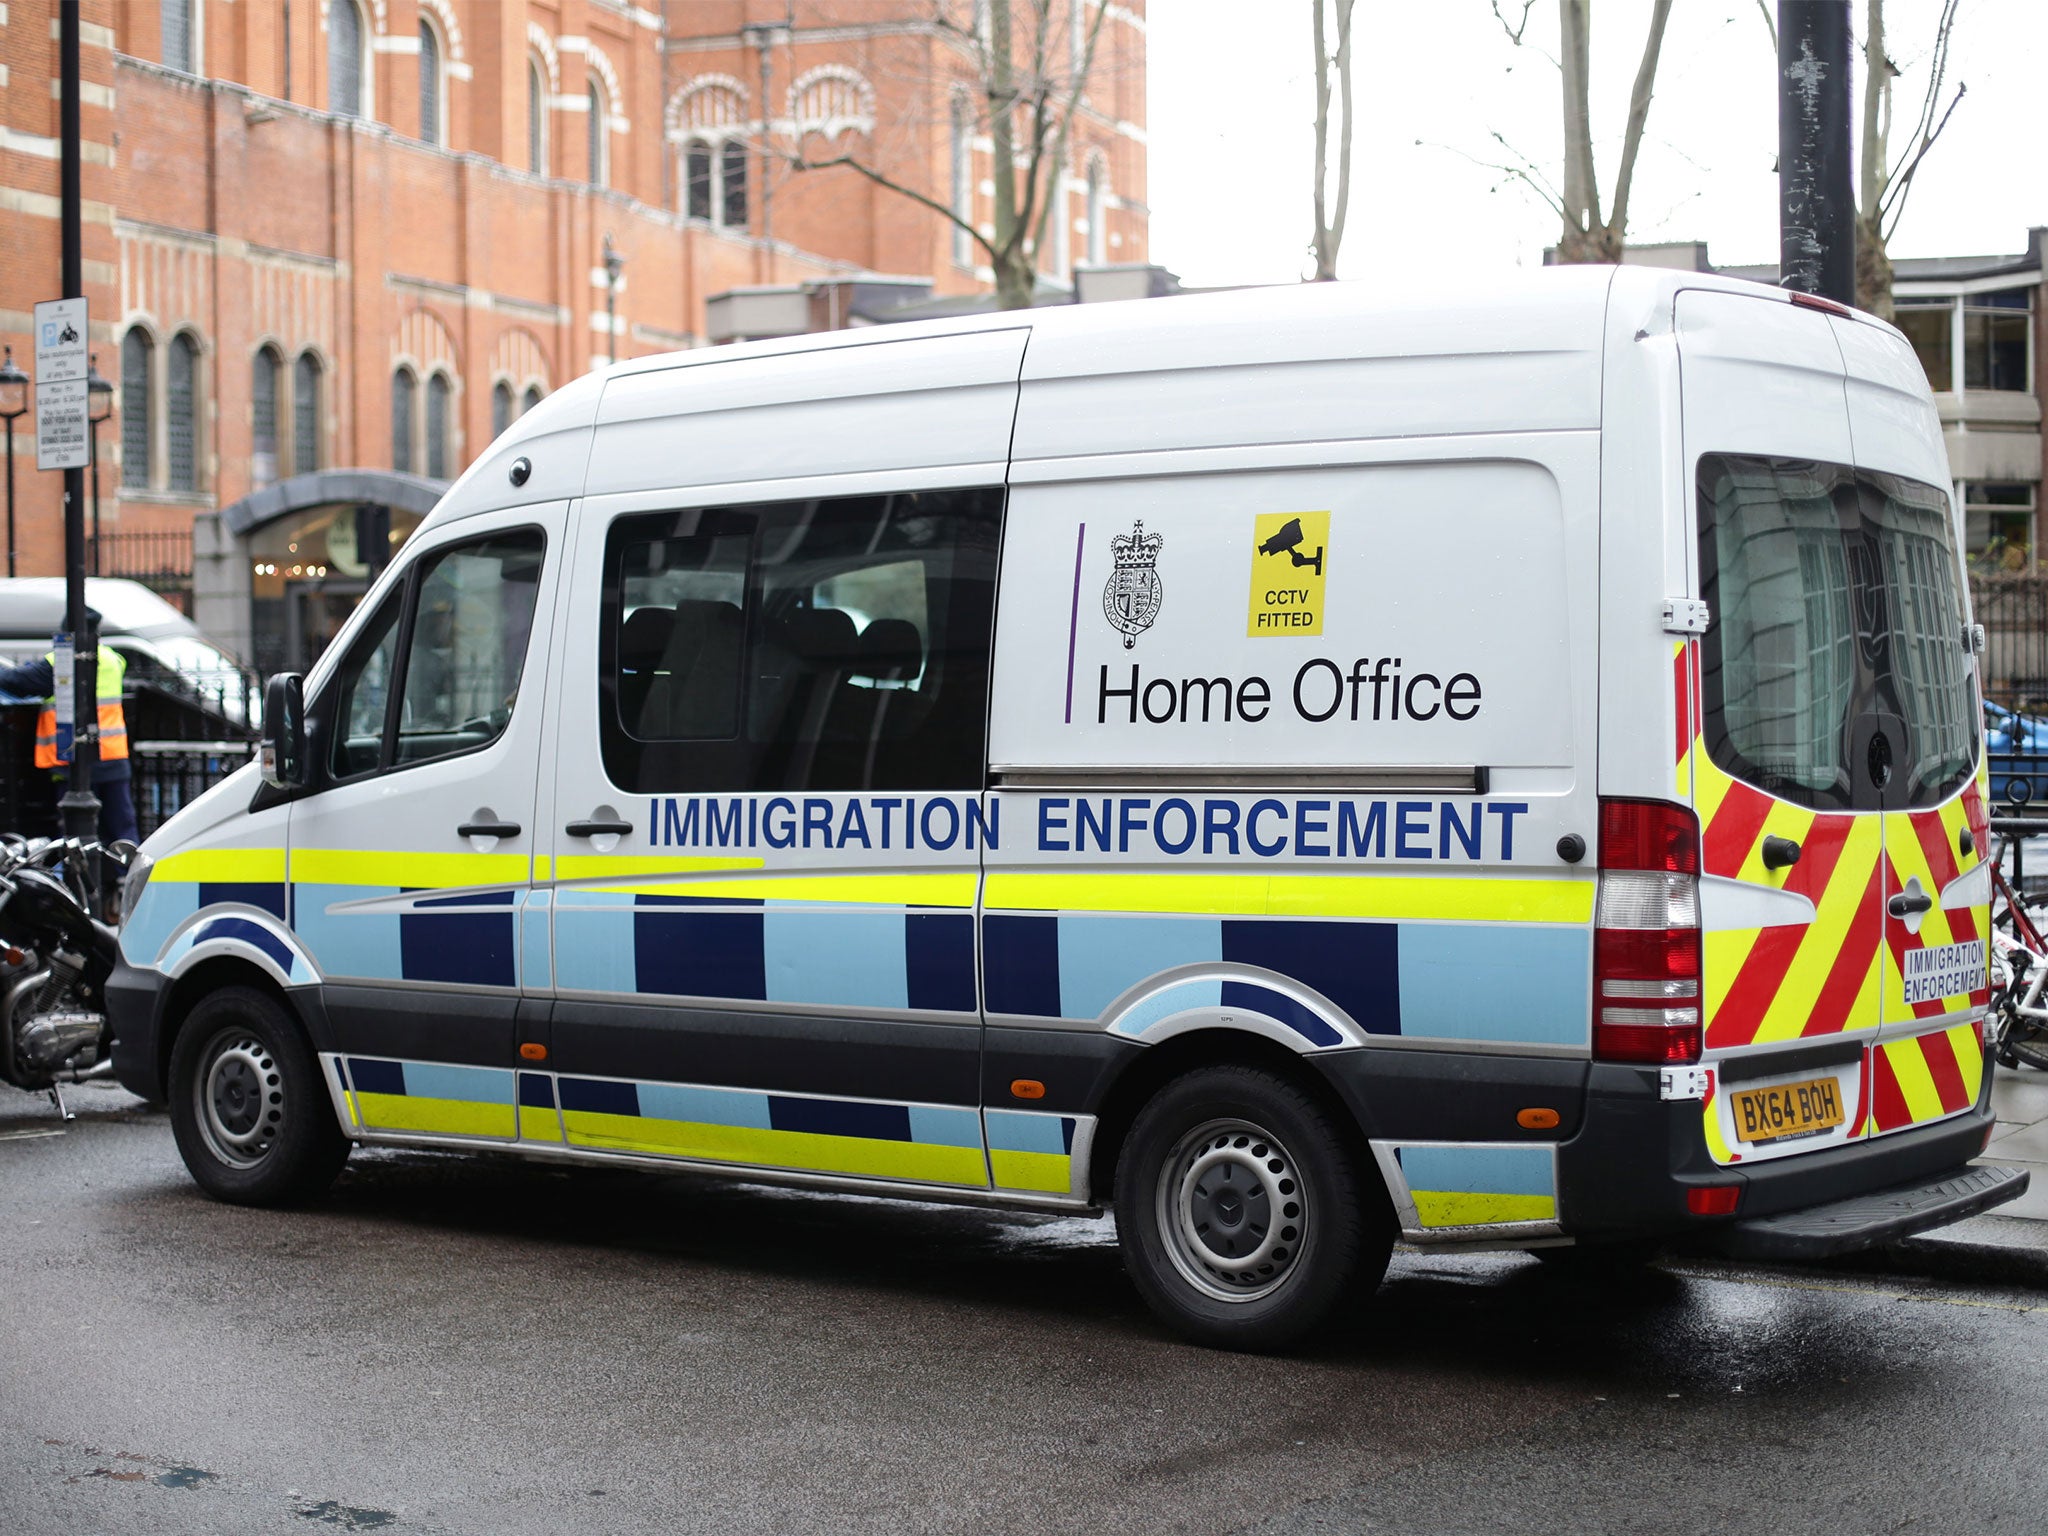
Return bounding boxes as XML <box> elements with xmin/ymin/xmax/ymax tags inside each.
<box><xmin>259</xmin><ymin>673</ymin><xmax>307</xmax><ymax>789</ymax></box>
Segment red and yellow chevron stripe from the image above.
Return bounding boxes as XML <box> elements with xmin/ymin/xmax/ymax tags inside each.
<box><xmin>1865</xmin><ymin>1021</ymin><xmax>1985</xmax><ymax>1136</ymax></box>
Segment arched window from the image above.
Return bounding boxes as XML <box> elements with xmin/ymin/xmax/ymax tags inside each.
<box><xmin>294</xmin><ymin>352</ymin><xmax>321</xmax><ymax>473</ymax></box>
<box><xmin>720</xmin><ymin>139</ymin><xmax>748</xmax><ymax>231</ymax></box>
<box><xmin>528</xmin><ymin>59</ymin><xmax>547</xmax><ymax>174</ymax></box>
<box><xmin>950</xmin><ymin>94</ymin><xmax>972</xmax><ymax>268</ymax></box>
<box><xmin>685</xmin><ymin>139</ymin><xmax>713</xmax><ymax>221</ymax></box>
<box><xmin>418</xmin><ymin>19</ymin><xmax>443</xmax><ymax>146</ymax></box>
<box><xmin>162</xmin><ymin>0</ymin><xmax>195</xmax><ymax>73</ymax></box>
<box><xmin>1086</xmin><ymin>158</ymin><xmax>1106</xmax><ymax>265</ymax></box>
<box><xmin>492</xmin><ymin>381</ymin><xmax>513</xmax><ymax>440</ymax></box>
<box><xmin>391</xmin><ymin>368</ymin><xmax>417</xmax><ymax>474</ymax></box>
<box><xmin>329</xmin><ymin>0</ymin><xmax>365</xmax><ymax>119</ymax></box>
<box><xmin>521</xmin><ymin>384</ymin><xmax>543</xmax><ymax>416</ymax></box>
<box><xmin>426</xmin><ymin>373</ymin><xmax>451</xmax><ymax>480</ymax></box>
<box><xmin>587</xmin><ymin>80</ymin><xmax>608</xmax><ymax>187</ymax></box>
<box><xmin>120</xmin><ymin>331</ymin><xmax>152</xmax><ymax>491</ymax></box>
<box><xmin>168</xmin><ymin>333</ymin><xmax>200</xmax><ymax>493</ymax></box>
<box><xmin>252</xmin><ymin>346</ymin><xmax>281</xmax><ymax>489</ymax></box>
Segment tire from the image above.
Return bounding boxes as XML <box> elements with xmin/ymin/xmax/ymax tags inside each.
<box><xmin>1114</xmin><ymin>1064</ymin><xmax>1391</xmax><ymax>1351</ymax></box>
<box><xmin>2009</xmin><ymin>1027</ymin><xmax>2048</xmax><ymax>1072</ymax></box>
<box><xmin>167</xmin><ymin>986</ymin><xmax>349</xmax><ymax>1206</ymax></box>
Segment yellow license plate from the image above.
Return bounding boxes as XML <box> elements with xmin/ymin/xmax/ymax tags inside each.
<box><xmin>1729</xmin><ymin>1075</ymin><xmax>1845</xmax><ymax>1145</ymax></box>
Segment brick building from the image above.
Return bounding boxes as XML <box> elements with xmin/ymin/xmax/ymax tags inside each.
<box><xmin>0</xmin><ymin>1</ymin><xmax>1148</xmax><ymax>675</ymax></box>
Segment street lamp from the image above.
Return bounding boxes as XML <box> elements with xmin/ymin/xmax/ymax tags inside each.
<box><xmin>86</xmin><ymin>353</ymin><xmax>112</xmax><ymax>577</ymax></box>
<box><xmin>0</xmin><ymin>347</ymin><xmax>27</xmax><ymax>578</ymax></box>
<box><xmin>602</xmin><ymin>233</ymin><xmax>625</xmax><ymax>367</ymax></box>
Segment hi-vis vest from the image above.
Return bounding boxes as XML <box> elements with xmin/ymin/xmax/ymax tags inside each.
<box><xmin>34</xmin><ymin>647</ymin><xmax>128</xmax><ymax>768</ymax></box>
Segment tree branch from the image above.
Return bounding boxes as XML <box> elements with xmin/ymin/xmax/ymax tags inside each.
<box><xmin>1605</xmin><ymin>0</ymin><xmax>1675</xmax><ymax>242</ymax></box>
<box><xmin>1880</xmin><ymin>81</ymin><xmax>1965</xmax><ymax>238</ymax></box>
<box><xmin>1490</xmin><ymin>0</ymin><xmax>1537</xmax><ymax>46</ymax></box>
<box><xmin>1755</xmin><ymin>0</ymin><xmax>1776</xmax><ymax>51</ymax></box>
<box><xmin>1031</xmin><ymin>0</ymin><xmax>1110</xmax><ymax>262</ymax></box>
<box><xmin>788</xmin><ymin>149</ymin><xmax>998</xmax><ymax>263</ymax></box>
<box><xmin>1330</xmin><ymin>0</ymin><xmax>1355</xmax><ymax>268</ymax></box>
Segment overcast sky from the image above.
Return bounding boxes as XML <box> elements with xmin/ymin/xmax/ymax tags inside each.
<box><xmin>1146</xmin><ymin>0</ymin><xmax>2047</xmax><ymax>288</ymax></box>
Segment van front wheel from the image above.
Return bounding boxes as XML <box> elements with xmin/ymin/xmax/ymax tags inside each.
<box><xmin>1115</xmin><ymin>1065</ymin><xmax>1389</xmax><ymax>1350</ymax></box>
<box><xmin>168</xmin><ymin>986</ymin><xmax>349</xmax><ymax>1206</ymax></box>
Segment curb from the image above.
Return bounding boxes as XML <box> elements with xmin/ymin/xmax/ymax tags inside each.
<box><xmin>1805</xmin><ymin>1215</ymin><xmax>2048</xmax><ymax>1290</ymax></box>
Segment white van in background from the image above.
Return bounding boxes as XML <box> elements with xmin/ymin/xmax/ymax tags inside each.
<box><xmin>108</xmin><ymin>267</ymin><xmax>2022</xmax><ymax>1349</ymax></box>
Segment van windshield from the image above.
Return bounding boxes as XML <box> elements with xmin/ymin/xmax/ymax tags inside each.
<box><xmin>1697</xmin><ymin>454</ymin><xmax>1977</xmax><ymax>812</ymax></box>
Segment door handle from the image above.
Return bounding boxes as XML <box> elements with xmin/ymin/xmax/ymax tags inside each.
<box><xmin>458</xmin><ymin>819</ymin><xmax>522</xmax><ymax>839</ymax></box>
<box><xmin>566</xmin><ymin>818</ymin><xmax>634</xmax><ymax>838</ymax></box>
<box><xmin>1887</xmin><ymin>891</ymin><xmax>1934</xmax><ymax>918</ymax></box>
<box><xmin>1760</xmin><ymin>835</ymin><xmax>1801</xmax><ymax>870</ymax></box>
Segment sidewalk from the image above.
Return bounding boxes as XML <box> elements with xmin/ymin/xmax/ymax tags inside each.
<box><xmin>1845</xmin><ymin>1065</ymin><xmax>2048</xmax><ymax>1287</ymax></box>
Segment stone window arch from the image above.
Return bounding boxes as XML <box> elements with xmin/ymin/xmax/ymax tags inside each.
<box><xmin>328</xmin><ymin>0</ymin><xmax>369</xmax><ymax>120</ymax></box>
<box><xmin>167</xmin><ymin>331</ymin><xmax>202</xmax><ymax>493</ymax></box>
<box><xmin>391</xmin><ymin>366</ymin><xmax>417</xmax><ymax>474</ymax></box>
<box><xmin>252</xmin><ymin>344</ymin><xmax>283</xmax><ymax>489</ymax></box>
<box><xmin>120</xmin><ymin>328</ymin><xmax>153</xmax><ymax>491</ymax></box>
<box><xmin>293</xmin><ymin>351</ymin><xmax>323</xmax><ymax>474</ymax></box>
<box><xmin>418</xmin><ymin>15</ymin><xmax>445</xmax><ymax>145</ymax></box>
<box><xmin>788</xmin><ymin>65</ymin><xmax>874</xmax><ymax>144</ymax></box>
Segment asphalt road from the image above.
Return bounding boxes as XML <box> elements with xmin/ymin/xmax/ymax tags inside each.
<box><xmin>6</xmin><ymin>1081</ymin><xmax>2048</xmax><ymax>1536</ymax></box>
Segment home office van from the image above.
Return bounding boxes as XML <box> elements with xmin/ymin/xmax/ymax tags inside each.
<box><xmin>109</xmin><ymin>267</ymin><xmax>2024</xmax><ymax>1349</ymax></box>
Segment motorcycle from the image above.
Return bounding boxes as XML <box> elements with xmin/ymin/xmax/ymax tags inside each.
<box><xmin>0</xmin><ymin>836</ymin><xmax>132</xmax><ymax>1120</ymax></box>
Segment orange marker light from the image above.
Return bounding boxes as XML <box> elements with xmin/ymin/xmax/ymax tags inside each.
<box><xmin>1517</xmin><ymin>1107</ymin><xmax>1561</xmax><ymax>1130</ymax></box>
<box><xmin>1010</xmin><ymin>1079</ymin><xmax>1046</xmax><ymax>1100</ymax></box>
<box><xmin>519</xmin><ymin>1042</ymin><xmax>548</xmax><ymax>1062</ymax></box>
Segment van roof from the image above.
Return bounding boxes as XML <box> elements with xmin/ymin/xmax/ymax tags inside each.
<box><xmin>427</xmin><ymin>264</ymin><xmax>1892</xmax><ymax>534</ymax></box>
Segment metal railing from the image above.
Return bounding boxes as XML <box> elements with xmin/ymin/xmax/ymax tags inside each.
<box><xmin>91</xmin><ymin>528</ymin><xmax>194</xmax><ymax>595</ymax></box>
<box><xmin>129</xmin><ymin>739</ymin><xmax>256</xmax><ymax>839</ymax></box>
<box><xmin>1973</xmin><ymin>572</ymin><xmax>2048</xmax><ymax>714</ymax></box>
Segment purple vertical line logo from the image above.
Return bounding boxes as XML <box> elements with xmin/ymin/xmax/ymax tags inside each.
<box><xmin>1064</xmin><ymin>523</ymin><xmax>1086</xmax><ymax>724</ymax></box>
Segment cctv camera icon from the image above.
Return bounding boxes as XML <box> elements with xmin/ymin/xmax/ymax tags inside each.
<box><xmin>1258</xmin><ymin>517</ymin><xmax>1325</xmax><ymax>577</ymax></box>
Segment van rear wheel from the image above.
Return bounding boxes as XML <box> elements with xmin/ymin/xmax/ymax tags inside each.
<box><xmin>168</xmin><ymin>986</ymin><xmax>349</xmax><ymax>1206</ymax></box>
<box><xmin>1115</xmin><ymin>1064</ymin><xmax>1390</xmax><ymax>1351</ymax></box>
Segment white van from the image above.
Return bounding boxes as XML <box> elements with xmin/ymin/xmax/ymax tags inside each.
<box><xmin>110</xmin><ymin>267</ymin><xmax>2024</xmax><ymax>1348</ymax></box>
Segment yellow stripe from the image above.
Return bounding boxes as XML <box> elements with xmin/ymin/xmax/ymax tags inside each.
<box><xmin>1882</xmin><ymin>1037</ymin><xmax>1949</xmax><ymax>1126</ymax></box>
<box><xmin>989</xmin><ymin>1148</ymin><xmax>1073</xmax><ymax>1194</ymax></box>
<box><xmin>984</xmin><ymin>872</ymin><xmax>1594</xmax><ymax>924</ymax></box>
<box><xmin>571</xmin><ymin>872</ymin><xmax>979</xmax><ymax>907</ymax></box>
<box><xmin>1411</xmin><ymin>1190</ymin><xmax>1557</xmax><ymax>1228</ymax></box>
<box><xmin>154</xmin><ymin>846</ymin><xmax>288</xmax><ymax>884</ymax></box>
<box><xmin>1674</xmin><ymin>641</ymin><xmax>1693</xmax><ymax>802</ymax></box>
<box><xmin>1749</xmin><ymin>816</ymin><xmax>1883</xmax><ymax>1046</ymax></box>
<box><xmin>559</xmin><ymin>1111</ymin><xmax>988</xmax><ymax>1187</ymax></box>
<box><xmin>517</xmin><ymin>1106</ymin><xmax>563</xmax><ymax>1143</ymax></box>
<box><xmin>1947</xmin><ymin>1021</ymin><xmax>1985</xmax><ymax>1096</ymax></box>
<box><xmin>355</xmin><ymin>1093</ymin><xmax>517</xmax><ymax>1139</ymax></box>
<box><xmin>292</xmin><ymin>848</ymin><xmax>531</xmax><ymax>889</ymax></box>
<box><xmin>1702</xmin><ymin>1096</ymin><xmax>1735</xmax><ymax>1165</ymax></box>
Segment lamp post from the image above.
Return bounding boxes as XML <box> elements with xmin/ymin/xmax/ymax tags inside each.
<box><xmin>86</xmin><ymin>353</ymin><xmax>112</xmax><ymax>577</ymax></box>
<box><xmin>601</xmin><ymin>233</ymin><xmax>625</xmax><ymax>367</ymax></box>
<box><xmin>0</xmin><ymin>347</ymin><xmax>26</xmax><ymax>578</ymax></box>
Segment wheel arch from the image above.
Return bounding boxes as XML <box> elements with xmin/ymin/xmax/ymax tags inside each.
<box><xmin>1086</xmin><ymin>1027</ymin><xmax>1379</xmax><ymax>1208</ymax></box>
<box><xmin>155</xmin><ymin>958</ymin><xmax>324</xmax><ymax>1100</ymax></box>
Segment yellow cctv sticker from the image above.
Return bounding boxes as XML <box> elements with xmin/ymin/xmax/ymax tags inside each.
<box><xmin>1248</xmin><ymin>511</ymin><xmax>1330</xmax><ymax>636</ymax></box>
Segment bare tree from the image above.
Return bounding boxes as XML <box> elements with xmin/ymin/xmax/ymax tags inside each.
<box><xmin>1853</xmin><ymin>0</ymin><xmax>1965</xmax><ymax>319</ymax></box>
<box><xmin>1493</xmin><ymin>0</ymin><xmax>1676</xmax><ymax>264</ymax></box>
<box><xmin>786</xmin><ymin>1</ymin><xmax>1110</xmax><ymax>311</ymax></box>
<box><xmin>1311</xmin><ymin>0</ymin><xmax>1358</xmax><ymax>281</ymax></box>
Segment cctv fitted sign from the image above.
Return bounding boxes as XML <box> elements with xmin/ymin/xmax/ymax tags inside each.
<box><xmin>33</xmin><ymin>298</ymin><xmax>90</xmax><ymax>472</ymax></box>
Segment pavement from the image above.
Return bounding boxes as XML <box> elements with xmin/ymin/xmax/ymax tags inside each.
<box><xmin>1862</xmin><ymin>1062</ymin><xmax>2048</xmax><ymax>1285</ymax></box>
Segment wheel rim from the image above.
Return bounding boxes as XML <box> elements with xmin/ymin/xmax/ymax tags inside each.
<box><xmin>1154</xmin><ymin>1117</ymin><xmax>1308</xmax><ymax>1304</ymax></box>
<box><xmin>193</xmin><ymin>1028</ymin><xmax>286</xmax><ymax>1170</ymax></box>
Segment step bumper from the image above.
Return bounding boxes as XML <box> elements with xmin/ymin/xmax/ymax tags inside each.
<box><xmin>1704</xmin><ymin>1164</ymin><xmax>2030</xmax><ymax>1261</ymax></box>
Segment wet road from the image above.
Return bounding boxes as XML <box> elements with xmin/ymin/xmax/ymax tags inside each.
<box><xmin>6</xmin><ymin>1081</ymin><xmax>2048</xmax><ymax>1535</ymax></box>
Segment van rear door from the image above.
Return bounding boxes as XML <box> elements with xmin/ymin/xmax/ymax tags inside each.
<box><xmin>1678</xmin><ymin>291</ymin><xmax>1884</xmax><ymax>1165</ymax></box>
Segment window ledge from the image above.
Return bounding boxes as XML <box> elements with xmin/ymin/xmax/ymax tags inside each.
<box><xmin>1935</xmin><ymin>391</ymin><xmax>2041</xmax><ymax>428</ymax></box>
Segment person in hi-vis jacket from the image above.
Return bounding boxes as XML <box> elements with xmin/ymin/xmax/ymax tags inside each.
<box><xmin>0</xmin><ymin>616</ymin><xmax>138</xmax><ymax>844</ymax></box>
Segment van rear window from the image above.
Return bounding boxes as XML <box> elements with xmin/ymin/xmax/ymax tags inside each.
<box><xmin>1697</xmin><ymin>454</ymin><xmax>1977</xmax><ymax>812</ymax></box>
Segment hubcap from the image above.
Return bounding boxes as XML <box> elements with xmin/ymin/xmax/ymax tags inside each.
<box><xmin>194</xmin><ymin>1030</ymin><xmax>286</xmax><ymax>1170</ymax></box>
<box><xmin>1155</xmin><ymin>1118</ymin><xmax>1308</xmax><ymax>1303</ymax></box>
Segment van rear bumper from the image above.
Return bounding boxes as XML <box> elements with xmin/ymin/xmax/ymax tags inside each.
<box><xmin>1558</xmin><ymin>1062</ymin><xmax>2001</xmax><ymax>1243</ymax></box>
<box><xmin>1702</xmin><ymin>1163</ymin><xmax>2028</xmax><ymax>1260</ymax></box>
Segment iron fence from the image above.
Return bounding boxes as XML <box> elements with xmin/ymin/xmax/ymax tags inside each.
<box><xmin>91</xmin><ymin>528</ymin><xmax>194</xmax><ymax>600</ymax></box>
<box><xmin>1973</xmin><ymin>572</ymin><xmax>2048</xmax><ymax>714</ymax></box>
<box><xmin>129</xmin><ymin>739</ymin><xmax>257</xmax><ymax>839</ymax></box>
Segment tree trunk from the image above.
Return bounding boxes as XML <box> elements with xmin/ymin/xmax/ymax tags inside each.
<box><xmin>1855</xmin><ymin>212</ymin><xmax>1895</xmax><ymax>320</ymax></box>
<box><xmin>1310</xmin><ymin>0</ymin><xmax>1356</xmax><ymax>282</ymax></box>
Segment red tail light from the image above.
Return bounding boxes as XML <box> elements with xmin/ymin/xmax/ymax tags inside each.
<box><xmin>1593</xmin><ymin>798</ymin><xmax>1702</xmax><ymax>1065</ymax></box>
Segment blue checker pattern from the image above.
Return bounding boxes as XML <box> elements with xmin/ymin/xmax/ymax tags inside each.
<box><xmin>552</xmin><ymin>1073</ymin><xmax>984</xmax><ymax>1150</ymax></box>
<box><xmin>981</xmin><ymin>913</ymin><xmax>1588</xmax><ymax>1049</ymax></box>
<box><xmin>551</xmin><ymin>900</ymin><xmax>978</xmax><ymax>1014</ymax></box>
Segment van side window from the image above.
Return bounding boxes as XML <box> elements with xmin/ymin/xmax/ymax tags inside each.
<box><xmin>599</xmin><ymin>487</ymin><xmax>1001</xmax><ymax>793</ymax></box>
<box><xmin>320</xmin><ymin>528</ymin><xmax>547</xmax><ymax>780</ymax></box>
<box><xmin>1697</xmin><ymin>454</ymin><xmax>1977</xmax><ymax>811</ymax></box>
<box><xmin>329</xmin><ymin>594</ymin><xmax>403</xmax><ymax>780</ymax></box>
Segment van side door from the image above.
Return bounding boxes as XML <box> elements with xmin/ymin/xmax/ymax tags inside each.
<box><xmin>540</xmin><ymin>332</ymin><xmax>1024</xmax><ymax>1190</ymax></box>
<box><xmin>287</xmin><ymin>502</ymin><xmax>566</xmax><ymax>1143</ymax></box>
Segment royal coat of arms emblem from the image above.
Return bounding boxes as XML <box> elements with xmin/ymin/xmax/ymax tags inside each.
<box><xmin>1103</xmin><ymin>519</ymin><xmax>1164</xmax><ymax>649</ymax></box>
